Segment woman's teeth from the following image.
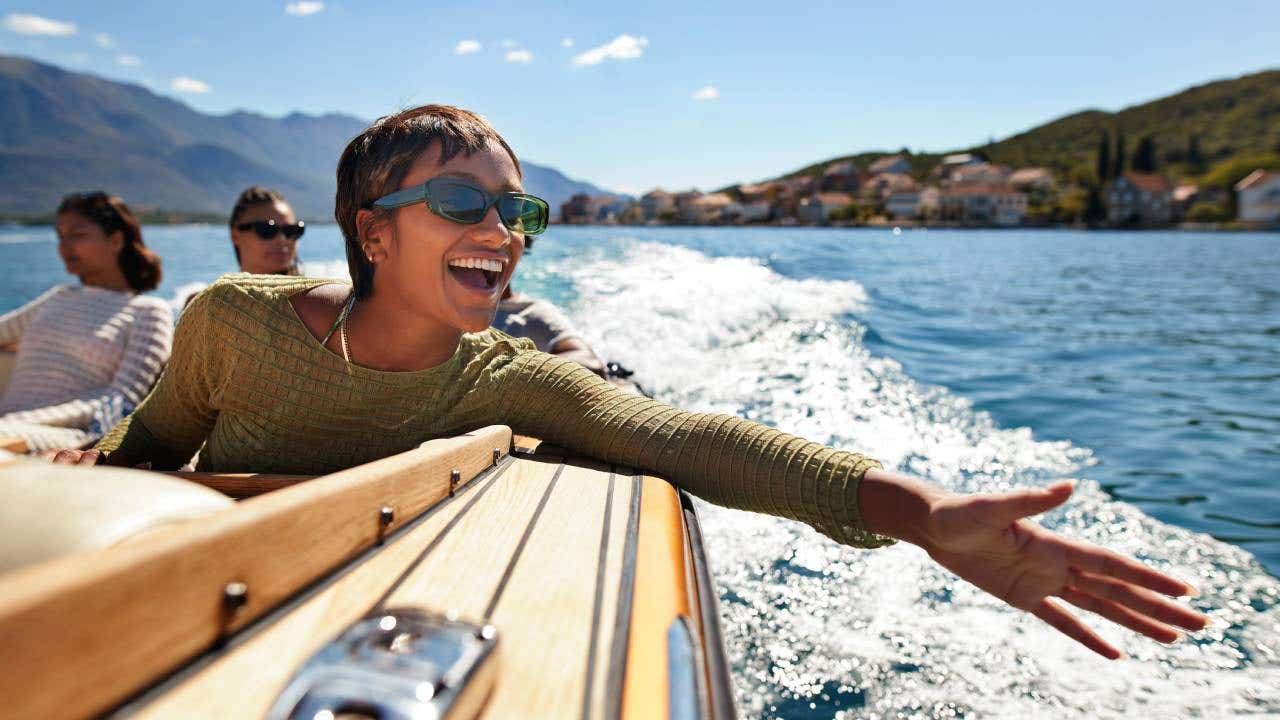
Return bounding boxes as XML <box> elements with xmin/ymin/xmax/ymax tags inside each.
<box><xmin>448</xmin><ymin>258</ymin><xmax>505</xmax><ymax>272</ymax></box>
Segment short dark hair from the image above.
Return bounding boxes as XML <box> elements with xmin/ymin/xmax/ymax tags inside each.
<box><xmin>56</xmin><ymin>192</ymin><xmax>161</xmax><ymax>293</ymax></box>
<box><xmin>334</xmin><ymin>104</ymin><xmax>521</xmax><ymax>299</ymax></box>
<box><xmin>228</xmin><ymin>186</ymin><xmax>300</xmax><ymax>276</ymax></box>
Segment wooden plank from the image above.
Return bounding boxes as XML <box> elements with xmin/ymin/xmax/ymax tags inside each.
<box><xmin>622</xmin><ymin>476</ymin><xmax>692</xmax><ymax>720</ymax></box>
<box><xmin>0</xmin><ymin>436</ymin><xmax>28</xmax><ymax>454</ymax></box>
<box><xmin>163</xmin><ymin>471</ymin><xmax>313</xmax><ymax>498</ymax></box>
<box><xmin>479</xmin><ymin>460</ymin><xmax>616</xmax><ymax>718</ymax></box>
<box><xmin>128</xmin><ymin>459</ymin><xmax>511</xmax><ymax>719</ymax></box>
<box><xmin>120</xmin><ymin>456</ymin><xmax>647</xmax><ymax>720</ymax></box>
<box><xmin>0</xmin><ymin>425</ymin><xmax>512</xmax><ymax>720</ymax></box>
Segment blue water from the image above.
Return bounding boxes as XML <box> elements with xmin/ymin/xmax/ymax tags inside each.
<box><xmin>3</xmin><ymin>224</ymin><xmax>1278</xmax><ymax>718</ymax></box>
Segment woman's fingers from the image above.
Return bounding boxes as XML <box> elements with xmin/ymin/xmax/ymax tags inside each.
<box><xmin>1031</xmin><ymin>598</ymin><xmax>1121</xmax><ymax>659</ymax></box>
<box><xmin>1062</xmin><ymin>541</ymin><xmax>1194</xmax><ymax>597</ymax></box>
<box><xmin>1059</xmin><ymin>587</ymin><xmax>1182</xmax><ymax>643</ymax></box>
<box><xmin>37</xmin><ymin>448</ymin><xmax>102</xmax><ymax>465</ymax></box>
<box><xmin>1070</xmin><ymin>570</ymin><xmax>1209</xmax><ymax>631</ymax></box>
<box><xmin>75</xmin><ymin>449</ymin><xmax>101</xmax><ymax>465</ymax></box>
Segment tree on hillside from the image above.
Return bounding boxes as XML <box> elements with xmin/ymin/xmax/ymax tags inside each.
<box><xmin>1113</xmin><ymin>131</ymin><xmax>1127</xmax><ymax>178</ymax></box>
<box><xmin>1188</xmin><ymin>134</ymin><xmax>1206</xmax><ymax>175</ymax></box>
<box><xmin>1133</xmin><ymin>135</ymin><xmax>1158</xmax><ymax>173</ymax></box>
<box><xmin>1096</xmin><ymin>132</ymin><xmax>1112</xmax><ymax>183</ymax></box>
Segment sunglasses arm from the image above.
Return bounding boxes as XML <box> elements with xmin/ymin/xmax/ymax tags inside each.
<box><xmin>371</xmin><ymin>184</ymin><xmax>430</xmax><ymax>209</ymax></box>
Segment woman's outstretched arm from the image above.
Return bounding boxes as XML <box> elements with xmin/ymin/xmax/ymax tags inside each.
<box><xmin>860</xmin><ymin>468</ymin><xmax>1209</xmax><ymax>658</ymax></box>
<box><xmin>491</xmin><ymin>351</ymin><xmax>1208</xmax><ymax>658</ymax></box>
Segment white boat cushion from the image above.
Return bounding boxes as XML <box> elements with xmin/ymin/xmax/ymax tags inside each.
<box><xmin>0</xmin><ymin>455</ymin><xmax>235</xmax><ymax>575</ymax></box>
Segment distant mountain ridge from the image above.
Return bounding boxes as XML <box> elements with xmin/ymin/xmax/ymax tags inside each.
<box><xmin>0</xmin><ymin>54</ymin><xmax>614</xmax><ymax>218</ymax></box>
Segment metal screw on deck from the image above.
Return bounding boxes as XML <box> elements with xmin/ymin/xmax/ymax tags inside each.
<box><xmin>380</xmin><ymin>506</ymin><xmax>394</xmax><ymax>526</ymax></box>
<box><xmin>449</xmin><ymin>469</ymin><xmax>460</xmax><ymax>497</ymax></box>
<box><xmin>223</xmin><ymin>582</ymin><xmax>249</xmax><ymax>614</ymax></box>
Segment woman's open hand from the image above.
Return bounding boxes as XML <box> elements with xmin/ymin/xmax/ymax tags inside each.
<box><xmin>921</xmin><ymin>480</ymin><xmax>1209</xmax><ymax>658</ymax></box>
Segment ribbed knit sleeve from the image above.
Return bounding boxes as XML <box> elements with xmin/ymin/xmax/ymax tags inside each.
<box><xmin>0</xmin><ymin>285</ymin><xmax>66</xmax><ymax>345</ymax></box>
<box><xmin>494</xmin><ymin>350</ymin><xmax>893</xmax><ymax>549</ymax></box>
<box><xmin>95</xmin><ymin>289</ymin><xmax>224</xmax><ymax>468</ymax></box>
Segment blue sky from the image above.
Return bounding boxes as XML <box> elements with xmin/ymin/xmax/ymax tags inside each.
<box><xmin>3</xmin><ymin>0</ymin><xmax>1279</xmax><ymax>194</ymax></box>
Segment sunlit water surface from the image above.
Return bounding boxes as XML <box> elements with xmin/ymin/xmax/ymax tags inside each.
<box><xmin>3</xmin><ymin>224</ymin><xmax>1277</xmax><ymax>718</ymax></box>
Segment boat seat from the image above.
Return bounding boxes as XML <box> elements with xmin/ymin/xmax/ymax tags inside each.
<box><xmin>0</xmin><ymin>451</ymin><xmax>235</xmax><ymax>576</ymax></box>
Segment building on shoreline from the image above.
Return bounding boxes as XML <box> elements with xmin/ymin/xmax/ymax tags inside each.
<box><xmin>1235</xmin><ymin>170</ymin><xmax>1280</xmax><ymax>223</ymax></box>
<box><xmin>557</xmin><ymin>160</ymin><xmax>1276</xmax><ymax>230</ymax></box>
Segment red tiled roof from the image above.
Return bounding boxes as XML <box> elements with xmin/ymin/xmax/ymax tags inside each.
<box><xmin>812</xmin><ymin>192</ymin><xmax>854</xmax><ymax>206</ymax></box>
<box><xmin>1122</xmin><ymin>172</ymin><xmax>1172</xmax><ymax>193</ymax></box>
<box><xmin>869</xmin><ymin>155</ymin><xmax>907</xmax><ymax>172</ymax></box>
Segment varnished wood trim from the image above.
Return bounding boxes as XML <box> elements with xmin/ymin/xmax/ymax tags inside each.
<box><xmin>110</xmin><ymin>456</ymin><xmax>512</xmax><ymax>717</ymax></box>
<box><xmin>0</xmin><ymin>435</ymin><xmax>27</xmax><ymax>454</ymax></box>
<box><xmin>164</xmin><ymin>472</ymin><xmax>312</xmax><ymax>498</ymax></box>
<box><xmin>0</xmin><ymin>425</ymin><xmax>512</xmax><ymax>720</ymax></box>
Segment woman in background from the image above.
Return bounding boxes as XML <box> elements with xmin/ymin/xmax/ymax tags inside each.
<box><xmin>0</xmin><ymin>192</ymin><xmax>172</xmax><ymax>451</ymax></box>
<box><xmin>227</xmin><ymin>187</ymin><xmax>305</xmax><ymax>276</ymax></box>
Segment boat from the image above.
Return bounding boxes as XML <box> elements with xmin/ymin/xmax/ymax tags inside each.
<box><xmin>0</xmin><ymin>424</ymin><xmax>737</xmax><ymax>719</ymax></box>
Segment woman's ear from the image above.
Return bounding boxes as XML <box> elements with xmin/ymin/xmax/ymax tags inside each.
<box><xmin>107</xmin><ymin>230</ymin><xmax>125</xmax><ymax>253</ymax></box>
<box><xmin>356</xmin><ymin>208</ymin><xmax>389</xmax><ymax>264</ymax></box>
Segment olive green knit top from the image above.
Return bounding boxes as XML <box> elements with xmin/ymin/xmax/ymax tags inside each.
<box><xmin>97</xmin><ymin>275</ymin><xmax>890</xmax><ymax>548</ymax></box>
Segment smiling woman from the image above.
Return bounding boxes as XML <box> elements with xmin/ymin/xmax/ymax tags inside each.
<box><xmin>57</xmin><ymin>104</ymin><xmax>1208</xmax><ymax>666</ymax></box>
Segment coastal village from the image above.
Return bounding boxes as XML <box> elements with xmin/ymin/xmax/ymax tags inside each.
<box><xmin>560</xmin><ymin>153</ymin><xmax>1280</xmax><ymax>229</ymax></box>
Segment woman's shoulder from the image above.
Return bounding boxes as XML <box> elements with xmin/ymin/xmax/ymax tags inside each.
<box><xmin>463</xmin><ymin>327</ymin><xmax>538</xmax><ymax>356</ymax></box>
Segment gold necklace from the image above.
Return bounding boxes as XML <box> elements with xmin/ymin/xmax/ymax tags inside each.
<box><xmin>336</xmin><ymin>295</ymin><xmax>356</xmax><ymax>363</ymax></box>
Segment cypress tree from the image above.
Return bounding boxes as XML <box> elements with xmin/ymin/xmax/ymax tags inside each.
<box><xmin>1133</xmin><ymin>135</ymin><xmax>1158</xmax><ymax>173</ymax></box>
<box><xmin>1096</xmin><ymin>132</ymin><xmax>1112</xmax><ymax>183</ymax></box>
<box><xmin>1113</xmin><ymin>131</ymin><xmax>1127</xmax><ymax>178</ymax></box>
<box><xmin>1188</xmin><ymin>134</ymin><xmax>1205</xmax><ymax>175</ymax></box>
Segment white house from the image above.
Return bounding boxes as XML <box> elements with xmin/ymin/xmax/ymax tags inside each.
<box><xmin>886</xmin><ymin>192</ymin><xmax>921</xmax><ymax>220</ymax></box>
<box><xmin>1235</xmin><ymin>169</ymin><xmax>1280</xmax><ymax>223</ymax></box>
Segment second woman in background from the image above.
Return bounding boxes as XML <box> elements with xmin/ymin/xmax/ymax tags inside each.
<box><xmin>228</xmin><ymin>187</ymin><xmax>305</xmax><ymax>276</ymax></box>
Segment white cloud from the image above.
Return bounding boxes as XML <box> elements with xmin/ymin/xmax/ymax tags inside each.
<box><xmin>692</xmin><ymin>85</ymin><xmax>719</xmax><ymax>101</ymax></box>
<box><xmin>4</xmin><ymin>13</ymin><xmax>77</xmax><ymax>36</ymax></box>
<box><xmin>505</xmin><ymin>49</ymin><xmax>533</xmax><ymax>64</ymax></box>
<box><xmin>170</xmin><ymin>76</ymin><xmax>211</xmax><ymax>93</ymax></box>
<box><xmin>116</xmin><ymin>54</ymin><xmax>141</xmax><ymax>67</ymax></box>
<box><xmin>571</xmin><ymin>34</ymin><xmax>647</xmax><ymax>66</ymax></box>
<box><xmin>93</xmin><ymin>32</ymin><xmax>113</xmax><ymax>48</ymax></box>
<box><xmin>500</xmin><ymin>38</ymin><xmax>517</xmax><ymax>48</ymax></box>
<box><xmin>284</xmin><ymin>1</ymin><xmax>325</xmax><ymax>16</ymax></box>
<box><xmin>560</xmin><ymin>38</ymin><xmax>573</xmax><ymax>48</ymax></box>
<box><xmin>454</xmin><ymin>39</ymin><xmax>481</xmax><ymax>55</ymax></box>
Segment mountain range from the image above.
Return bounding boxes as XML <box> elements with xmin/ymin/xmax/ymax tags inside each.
<box><xmin>0</xmin><ymin>54</ymin><xmax>615</xmax><ymax>219</ymax></box>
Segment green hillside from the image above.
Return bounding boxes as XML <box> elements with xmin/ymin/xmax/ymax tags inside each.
<box><xmin>771</xmin><ymin>69</ymin><xmax>1280</xmax><ymax>191</ymax></box>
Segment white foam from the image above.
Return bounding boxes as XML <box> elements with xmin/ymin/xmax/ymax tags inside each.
<box><xmin>549</xmin><ymin>240</ymin><xmax>1280</xmax><ymax>719</ymax></box>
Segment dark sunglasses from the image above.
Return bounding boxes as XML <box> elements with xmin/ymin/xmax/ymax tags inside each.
<box><xmin>236</xmin><ymin>219</ymin><xmax>306</xmax><ymax>241</ymax></box>
<box><xmin>368</xmin><ymin>178</ymin><xmax>549</xmax><ymax>236</ymax></box>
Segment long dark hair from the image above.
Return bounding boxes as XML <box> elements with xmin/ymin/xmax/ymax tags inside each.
<box><xmin>229</xmin><ymin>186</ymin><xmax>301</xmax><ymax>276</ymax></box>
<box><xmin>56</xmin><ymin>192</ymin><xmax>161</xmax><ymax>293</ymax></box>
<box><xmin>335</xmin><ymin>104</ymin><xmax>522</xmax><ymax>299</ymax></box>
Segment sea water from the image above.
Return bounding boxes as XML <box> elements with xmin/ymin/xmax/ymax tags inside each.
<box><xmin>3</xmin><ymin>224</ymin><xmax>1277</xmax><ymax>718</ymax></box>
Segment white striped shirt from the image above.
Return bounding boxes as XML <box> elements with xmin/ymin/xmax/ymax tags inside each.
<box><xmin>0</xmin><ymin>285</ymin><xmax>173</xmax><ymax>450</ymax></box>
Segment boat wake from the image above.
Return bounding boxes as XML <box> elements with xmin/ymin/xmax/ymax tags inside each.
<box><xmin>548</xmin><ymin>240</ymin><xmax>1280</xmax><ymax>720</ymax></box>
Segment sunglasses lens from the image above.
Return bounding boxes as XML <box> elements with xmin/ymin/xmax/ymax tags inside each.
<box><xmin>500</xmin><ymin>196</ymin><xmax>548</xmax><ymax>235</ymax></box>
<box><xmin>282</xmin><ymin>223</ymin><xmax>305</xmax><ymax>240</ymax></box>
<box><xmin>434</xmin><ymin>182</ymin><xmax>488</xmax><ymax>224</ymax></box>
<box><xmin>252</xmin><ymin>222</ymin><xmax>278</xmax><ymax>240</ymax></box>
